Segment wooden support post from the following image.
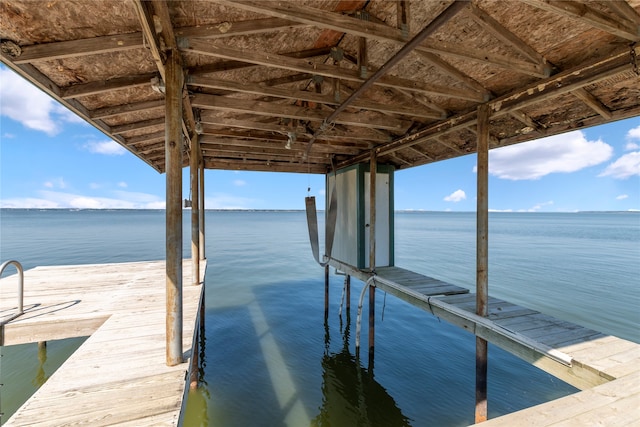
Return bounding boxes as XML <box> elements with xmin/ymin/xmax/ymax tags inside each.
<box><xmin>369</xmin><ymin>151</ymin><xmax>377</xmax><ymax>361</ymax></box>
<box><xmin>475</xmin><ymin>103</ymin><xmax>490</xmax><ymax>423</ymax></box>
<box><xmin>346</xmin><ymin>274</ymin><xmax>351</xmax><ymax>313</ymax></box>
<box><xmin>190</xmin><ymin>133</ymin><xmax>200</xmax><ymax>286</ymax></box>
<box><xmin>358</xmin><ymin>37</ymin><xmax>368</xmax><ymax>79</ymax></box>
<box><xmin>166</xmin><ymin>49</ymin><xmax>184</xmax><ymax>367</ymax></box>
<box><xmin>324</xmin><ymin>264</ymin><xmax>330</xmax><ymax>319</ymax></box>
<box><xmin>189</xmin><ymin>332</ymin><xmax>199</xmax><ymax>390</ymax></box>
<box><xmin>397</xmin><ymin>0</ymin><xmax>410</xmax><ymax>38</ymax></box>
<box><xmin>198</xmin><ymin>148</ymin><xmax>206</xmax><ymax>261</ymax></box>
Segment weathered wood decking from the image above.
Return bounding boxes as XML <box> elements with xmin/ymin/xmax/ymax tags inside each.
<box><xmin>330</xmin><ymin>262</ymin><xmax>640</xmax><ymax>426</ymax></box>
<box><xmin>0</xmin><ymin>260</ymin><xmax>205</xmax><ymax>426</ymax></box>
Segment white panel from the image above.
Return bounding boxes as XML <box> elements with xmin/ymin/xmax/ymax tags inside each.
<box><xmin>364</xmin><ymin>171</ymin><xmax>390</xmax><ymax>268</ymax></box>
<box><xmin>329</xmin><ymin>168</ymin><xmax>358</xmax><ymax>267</ymax></box>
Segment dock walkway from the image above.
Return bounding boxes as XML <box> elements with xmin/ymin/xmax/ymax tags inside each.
<box><xmin>330</xmin><ymin>261</ymin><xmax>640</xmax><ymax>426</ymax></box>
<box><xmin>0</xmin><ymin>260</ymin><xmax>205</xmax><ymax>426</ymax></box>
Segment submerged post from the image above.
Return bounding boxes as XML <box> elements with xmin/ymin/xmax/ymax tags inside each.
<box><xmin>475</xmin><ymin>103</ymin><xmax>490</xmax><ymax>422</ymax></box>
<box><xmin>324</xmin><ymin>264</ymin><xmax>329</xmax><ymax>319</ymax></box>
<box><xmin>190</xmin><ymin>133</ymin><xmax>200</xmax><ymax>286</ymax></box>
<box><xmin>369</xmin><ymin>151</ymin><xmax>377</xmax><ymax>361</ymax></box>
<box><xmin>166</xmin><ymin>49</ymin><xmax>184</xmax><ymax>366</ymax></box>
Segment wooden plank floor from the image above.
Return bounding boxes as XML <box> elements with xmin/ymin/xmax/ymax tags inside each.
<box><xmin>375</xmin><ymin>266</ymin><xmax>470</xmax><ymax>296</ymax></box>
<box><xmin>0</xmin><ymin>260</ymin><xmax>205</xmax><ymax>426</ymax></box>
<box><xmin>329</xmin><ymin>261</ymin><xmax>640</xmax><ymax>426</ymax></box>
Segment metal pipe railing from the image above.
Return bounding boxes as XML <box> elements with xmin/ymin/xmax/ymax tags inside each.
<box><xmin>0</xmin><ymin>259</ymin><xmax>24</xmax><ymax>325</ymax></box>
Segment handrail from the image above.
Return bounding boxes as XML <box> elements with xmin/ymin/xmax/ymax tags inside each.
<box><xmin>0</xmin><ymin>260</ymin><xmax>24</xmax><ymax>324</ymax></box>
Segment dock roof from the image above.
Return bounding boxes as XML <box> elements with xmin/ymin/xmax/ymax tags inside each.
<box><xmin>1</xmin><ymin>0</ymin><xmax>639</xmax><ymax>174</ymax></box>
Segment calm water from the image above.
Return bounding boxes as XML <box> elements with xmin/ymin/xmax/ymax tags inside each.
<box><xmin>1</xmin><ymin>210</ymin><xmax>638</xmax><ymax>426</ymax></box>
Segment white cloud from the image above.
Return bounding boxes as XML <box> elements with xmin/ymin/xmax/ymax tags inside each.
<box><xmin>89</xmin><ymin>183</ymin><xmax>101</xmax><ymax>189</ymax></box>
<box><xmin>1</xmin><ymin>190</ymin><xmax>166</xmax><ymax>209</ymax></box>
<box><xmin>233</xmin><ymin>179</ymin><xmax>247</xmax><ymax>187</ymax></box>
<box><xmin>486</xmin><ymin>131</ymin><xmax>612</xmax><ymax>180</ymax></box>
<box><xmin>626</xmin><ymin>142</ymin><xmax>640</xmax><ymax>151</ymax></box>
<box><xmin>0</xmin><ymin>197</ymin><xmax>61</xmax><ymax>209</ymax></box>
<box><xmin>626</xmin><ymin>125</ymin><xmax>640</xmax><ymax>141</ymax></box>
<box><xmin>3</xmin><ymin>132</ymin><xmax>15</xmax><ymax>138</ymax></box>
<box><xmin>117</xmin><ymin>181</ymin><xmax>128</xmax><ymax>188</ymax></box>
<box><xmin>43</xmin><ymin>177</ymin><xmax>66</xmax><ymax>189</ymax></box>
<box><xmin>444</xmin><ymin>189</ymin><xmax>466</xmax><ymax>202</ymax></box>
<box><xmin>83</xmin><ymin>140</ymin><xmax>126</xmax><ymax>155</ymax></box>
<box><xmin>0</xmin><ymin>68</ymin><xmax>75</xmax><ymax>135</ymax></box>
<box><xmin>599</xmin><ymin>152</ymin><xmax>640</xmax><ymax>179</ymax></box>
<box><xmin>616</xmin><ymin>194</ymin><xmax>629</xmax><ymax>200</ymax></box>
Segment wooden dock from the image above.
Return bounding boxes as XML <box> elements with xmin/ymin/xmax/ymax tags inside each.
<box><xmin>329</xmin><ymin>261</ymin><xmax>640</xmax><ymax>426</ymax></box>
<box><xmin>0</xmin><ymin>260</ymin><xmax>205</xmax><ymax>426</ymax></box>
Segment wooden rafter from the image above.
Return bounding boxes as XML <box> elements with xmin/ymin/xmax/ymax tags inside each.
<box><xmin>191</xmin><ymin>94</ymin><xmax>412</xmax><ymax>132</ymax></box>
<box><xmin>466</xmin><ymin>3</ymin><xmax>550</xmax><ymax>67</ymax></box>
<box><xmin>182</xmin><ymin>41</ymin><xmax>484</xmax><ymax>102</ymax></box>
<box><xmin>509</xmin><ymin>110</ymin><xmax>547</xmax><ymax>133</ymax></box>
<box><xmin>188</xmin><ymin>75</ymin><xmax>442</xmax><ymax>120</ymax></box>
<box><xmin>61</xmin><ymin>74</ymin><xmax>156</xmax><ymax>99</ymax></box>
<box><xmin>339</xmin><ymin>47</ymin><xmax>634</xmax><ymax>167</ymax></box>
<box><xmin>572</xmin><ymin>88</ymin><xmax>613</xmax><ymax>120</ymax></box>
<box><xmin>218</xmin><ymin>0</ymin><xmax>551</xmax><ymax>78</ymax></box>
<box><xmin>111</xmin><ymin>117</ymin><xmax>164</xmax><ymax>135</ymax></box>
<box><xmin>521</xmin><ymin>0</ymin><xmax>640</xmax><ymax>41</ymax></box>
<box><xmin>606</xmin><ymin>0</ymin><xmax>640</xmax><ymax>26</ymax></box>
<box><xmin>90</xmin><ymin>99</ymin><xmax>165</xmax><ymax>119</ymax></box>
<box><xmin>9</xmin><ymin>18</ymin><xmax>304</xmax><ymax>64</ymax></box>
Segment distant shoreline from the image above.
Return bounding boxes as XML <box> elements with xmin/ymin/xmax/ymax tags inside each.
<box><xmin>1</xmin><ymin>208</ymin><xmax>638</xmax><ymax>213</ymax></box>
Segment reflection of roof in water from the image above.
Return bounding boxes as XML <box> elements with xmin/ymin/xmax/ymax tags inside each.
<box><xmin>312</xmin><ymin>323</ymin><xmax>412</xmax><ymax>427</ymax></box>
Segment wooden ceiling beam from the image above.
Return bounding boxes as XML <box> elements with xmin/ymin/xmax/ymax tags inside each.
<box><xmin>175</xmin><ymin>17</ymin><xmax>304</xmax><ymax>38</ymax></box>
<box><xmin>339</xmin><ymin>47</ymin><xmax>633</xmax><ymax>167</ymax></box>
<box><xmin>182</xmin><ymin>41</ymin><xmax>485</xmax><ymax>102</ymax></box>
<box><xmin>434</xmin><ymin>136</ymin><xmax>465</xmax><ymax>155</ymax></box>
<box><xmin>192</xmin><ymin>94</ymin><xmax>412</xmax><ymax>132</ymax></box>
<box><xmin>521</xmin><ymin>0</ymin><xmax>640</xmax><ymax>41</ymax></box>
<box><xmin>413</xmin><ymin>50</ymin><xmax>490</xmax><ymax>97</ymax></box>
<box><xmin>112</xmin><ymin>117</ymin><xmax>164</xmax><ymax>135</ymax></box>
<box><xmin>466</xmin><ymin>3</ymin><xmax>549</xmax><ymax>66</ymax></box>
<box><xmin>219</xmin><ymin>0</ymin><xmax>551</xmax><ymax>78</ymax></box>
<box><xmin>509</xmin><ymin>110</ymin><xmax>547</xmax><ymax>133</ymax></box>
<box><xmin>9</xmin><ymin>18</ymin><xmax>304</xmax><ymax>64</ymax></box>
<box><xmin>419</xmin><ymin>40</ymin><xmax>551</xmax><ymax>78</ymax></box>
<box><xmin>188</xmin><ymin>75</ymin><xmax>443</xmax><ymax>119</ymax></box>
<box><xmin>571</xmin><ymin>88</ymin><xmax>613</xmax><ymax>120</ymax></box>
<box><xmin>12</xmin><ymin>33</ymin><xmax>143</xmax><ymax>64</ymax></box>
<box><xmin>126</xmin><ymin>131</ymin><xmax>166</xmax><ymax>146</ymax></box>
<box><xmin>606</xmin><ymin>0</ymin><xmax>640</xmax><ymax>26</ymax></box>
<box><xmin>201</xmin><ymin>144</ymin><xmax>329</xmax><ymax>162</ymax></box>
<box><xmin>60</xmin><ymin>73</ymin><xmax>156</xmax><ymax>99</ymax></box>
<box><xmin>90</xmin><ymin>99</ymin><xmax>165</xmax><ymax>119</ymax></box>
<box><xmin>186</xmin><ymin>47</ymin><xmax>332</xmax><ymax>76</ymax></box>
<box><xmin>199</xmin><ymin>114</ymin><xmax>391</xmax><ymax>143</ymax></box>
<box><xmin>200</xmin><ymin>136</ymin><xmax>362</xmax><ymax>156</ymax></box>
<box><xmin>202</xmin><ymin>158</ymin><xmax>328</xmax><ymax>174</ymax></box>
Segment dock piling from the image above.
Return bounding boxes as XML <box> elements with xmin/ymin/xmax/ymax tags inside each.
<box><xmin>475</xmin><ymin>103</ymin><xmax>490</xmax><ymax>423</ymax></box>
<box><xmin>165</xmin><ymin>49</ymin><xmax>184</xmax><ymax>366</ymax></box>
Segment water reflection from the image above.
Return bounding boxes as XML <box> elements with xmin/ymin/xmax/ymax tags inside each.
<box><xmin>183</xmin><ymin>310</ymin><xmax>210</xmax><ymax>427</ymax></box>
<box><xmin>312</xmin><ymin>314</ymin><xmax>412</xmax><ymax>427</ymax></box>
<box><xmin>32</xmin><ymin>341</ymin><xmax>49</xmax><ymax>387</ymax></box>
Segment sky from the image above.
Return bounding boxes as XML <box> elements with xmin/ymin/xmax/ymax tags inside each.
<box><xmin>1</xmin><ymin>64</ymin><xmax>639</xmax><ymax>212</ymax></box>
